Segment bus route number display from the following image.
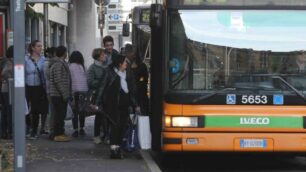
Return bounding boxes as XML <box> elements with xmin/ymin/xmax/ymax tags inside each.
<box><xmin>140</xmin><ymin>9</ymin><xmax>150</xmax><ymax>24</ymax></box>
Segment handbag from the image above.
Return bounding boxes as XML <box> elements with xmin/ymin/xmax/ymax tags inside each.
<box><xmin>78</xmin><ymin>90</ymin><xmax>100</xmax><ymax>117</ymax></box>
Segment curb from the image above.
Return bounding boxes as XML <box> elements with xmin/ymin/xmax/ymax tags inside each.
<box><xmin>139</xmin><ymin>150</ymin><xmax>162</xmax><ymax>172</ymax></box>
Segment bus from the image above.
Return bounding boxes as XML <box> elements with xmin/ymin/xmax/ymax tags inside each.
<box><xmin>149</xmin><ymin>0</ymin><xmax>306</xmax><ymax>153</ymax></box>
<box><xmin>131</xmin><ymin>6</ymin><xmax>151</xmax><ymax>65</ymax></box>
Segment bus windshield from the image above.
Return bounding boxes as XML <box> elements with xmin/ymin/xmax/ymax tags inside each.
<box><xmin>169</xmin><ymin>10</ymin><xmax>306</xmax><ymax>93</ymax></box>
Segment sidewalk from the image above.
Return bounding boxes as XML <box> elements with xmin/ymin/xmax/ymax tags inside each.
<box><xmin>26</xmin><ymin>117</ymin><xmax>151</xmax><ymax>172</ymax></box>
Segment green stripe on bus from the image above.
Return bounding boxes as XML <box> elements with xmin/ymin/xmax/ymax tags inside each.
<box><xmin>205</xmin><ymin>116</ymin><xmax>303</xmax><ymax>128</ymax></box>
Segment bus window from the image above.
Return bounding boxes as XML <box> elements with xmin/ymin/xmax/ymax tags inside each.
<box><xmin>169</xmin><ymin>10</ymin><xmax>306</xmax><ymax>93</ymax></box>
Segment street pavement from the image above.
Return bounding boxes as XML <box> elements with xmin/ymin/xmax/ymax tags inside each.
<box><xmin>19</xmin><ymin>115</ymin><xmax>306</xmax><ymax>172</ymax></box>
<box><xmin>26</xmin><ymin>117</ymin><xmax>151</xmax><ymax>172</ymax></box>
<box><xmin>155</xmin><ymin>152</ymin><xmax>306</xmax><ymax>172</ymax></box>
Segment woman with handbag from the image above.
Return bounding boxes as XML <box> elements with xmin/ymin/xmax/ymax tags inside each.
<box><xmin>25</xmin><ymin>40</ymin><xmax>48</xmax><ymax>139</ymax></box>
<box><xmin>87</xmin><ymin>48</ymin><xmax>108</xmax><ymax>144</ymax></box>
<box><xmin>103</xmin><ymin>54</ymin><xmax>140</xmax><ymax>159</ymax></box>
<box><xmin>69</xmin><ymin>51</ymin><xmax>88</xmax><ymax>137</ymax></box>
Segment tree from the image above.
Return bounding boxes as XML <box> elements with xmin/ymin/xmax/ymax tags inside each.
<box><xmin>25</xmin><ymin>3</ymin><xmax>59</xmax><ymax>20</ymax></box>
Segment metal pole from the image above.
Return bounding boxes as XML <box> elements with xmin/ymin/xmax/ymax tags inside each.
<box><xmin>43</xmin><ymin>3</ymin><xmax>49</xmax><ymax>48</ymax></box>
<box><xmin>10</xmin><ymin>0</ymin><xmax>14</xmax><ymax>29</ymax></box>
<box><xmin>13</xmin><ymin>0</ymin><xmax>26</xmax><ymax>171</ymax></box>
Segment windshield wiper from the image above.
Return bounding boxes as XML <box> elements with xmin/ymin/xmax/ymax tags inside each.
<box><xmin>192</xmin><ymin>87</ymin><xmax>236</xmax><ymax>103</ymax></box>
<box><xmin>271</xmin><ymin>75</ymin><xmax>306</xmax><ymax>102</ymax></box>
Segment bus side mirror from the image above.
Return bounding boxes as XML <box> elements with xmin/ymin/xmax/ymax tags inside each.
<box><xmin>122</xmin><ymin>23</ymin><xmax>130</xmax><ymax>37</ymax></box>
<box><xmin>150</xmin><ymin>4</ymin><xmax>163</xmax><ymax>29</ymax></box>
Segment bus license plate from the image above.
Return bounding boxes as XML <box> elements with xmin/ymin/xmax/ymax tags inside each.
<box><xmin>240</xmin><ymin>139</ymin><xmax>267</xmax><ymax>148</ymax></box>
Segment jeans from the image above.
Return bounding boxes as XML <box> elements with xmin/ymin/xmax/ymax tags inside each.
<box><xmin>72</xmin><ymin>92</ymin><xmax>86</xmax><ymax>130</ymax></box>
<box><xmin>51</xmin><ymin>96</ymin><xmax>67</xmax><ymax>136</ymax></box>
<box><xmin>1</xmin><ymin>92</ymin><xmax>12</xmax><ymax>138</ymax></box>
<box><xmin>94</xmin><ymin>112</ymin><xmax>102</xmax><ymax>137</ymax></box>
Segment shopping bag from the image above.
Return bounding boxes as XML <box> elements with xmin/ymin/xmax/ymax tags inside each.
<box><xmin>137</xmin><ymin>115</ymin><xmax>152</xmax><ymax>149</ymax></box>
<box><xmin>124</xmin><ymin>114</ymin><xmax>140</xmax><ymax>152</ymax></box>
<box><xmin>65</xmin><ymin>103</ymin><xmax>74</xmax><ymax>120</ymax></box>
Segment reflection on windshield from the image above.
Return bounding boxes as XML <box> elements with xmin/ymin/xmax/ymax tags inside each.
<box><xmin>169</xmin><ymin>10</ymin><xmax>306</xmax><ymax>92</ymax></box>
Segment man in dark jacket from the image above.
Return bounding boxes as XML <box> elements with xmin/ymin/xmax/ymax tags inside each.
<box><xmin>103</xmin><ymin>35</ymin><xmax>119</xmax><ymax>66</ymax></box>
<box><xmin>49</xmin><ymin>46</ymin><xmax>72</xmax><ymax>142</ymax></box>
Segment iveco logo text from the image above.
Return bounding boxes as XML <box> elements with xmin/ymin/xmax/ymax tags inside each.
<box><xmin>240</xmin><ymin>117</ymin><xmax>270</xmax><ymax>125</ymax></box>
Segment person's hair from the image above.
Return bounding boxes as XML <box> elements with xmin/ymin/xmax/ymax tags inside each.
<box><xmin>111</xmin><ymin>54</ymin><xmax>126</xmax><ymax>69</ymax></box>
<box><xmin>124</xmin><ymin>44</ymin><xmax>135</xmax><ymax>55</ymax></box>
<box><xmin>69</xmin><ymin>51</ymin><xmax>85</xmax><ymax>68</ymax></box>
<box><xmin>56</xmin><ymin>46</ymin><xmax>67</xmax><ymax>58</ymax></box>
<box><xmin>6</xmin><ymin>46</ymin><xmax>13</xmax><ymax>59</ymax></box>
<box><xmin>92</xmin><ymin>48</ymin><xmax>105</xmax><ymax>60</ymax></box>
<box><xmin>45</xmin><ymin>47</ymin><xmax>57</xmax><ymax>58</ymax></box>
<box><xmin>28</xmin><ymin>40</ymin><xmax>40</xmax><ymax>55</ymax></box>
<box><xmin>103</xmin><ymin>35</ymin><xmax>114</xmax><ymax>45</ymax></box>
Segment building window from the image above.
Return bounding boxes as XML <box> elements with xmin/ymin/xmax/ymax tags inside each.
<box><xmin>59</xmin><ymin>26</ymin><xmax>65</xmax><ymax>46</ymax></box>
<box><xmin>50</xmin><ymin>22</ymin><xmax>58</xmax><ymax>47</ymax></box>
<box><xmin>31</xmin><ymin>18</ymin><xmax>39</xmax><ymax>41</ymax></box>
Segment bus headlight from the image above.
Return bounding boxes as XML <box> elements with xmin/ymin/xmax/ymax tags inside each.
<box><xmin>164</xmin><ymin>116</ymin><xmax>172</xmax><ymax>127</ymax></box>
<box><xmin>172</xmin><ymin>117</ymin><xmax>198</xmax><ymax>127</ymax></box>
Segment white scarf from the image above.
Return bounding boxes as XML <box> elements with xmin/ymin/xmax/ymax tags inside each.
<box><xmin>114</xmin><ymin>68</ymin><xmax>129</xmax><ymax>93</ymax></box>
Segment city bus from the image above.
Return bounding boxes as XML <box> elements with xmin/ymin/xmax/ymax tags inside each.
<box><xmin>149</xmin><ymin>0</ymin><xmax>306</xmax><ymax>153</ymax></box>
<box><xmin>131</xmin><ymin>6</ymin><xmax>151</xmax><ymax>64</ymax></box>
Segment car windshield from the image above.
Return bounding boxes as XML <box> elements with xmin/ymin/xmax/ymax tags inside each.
<box><xmin>169</xmin><ymin>10</ymin><xmax>306</xmax><ymax>93</ymax></box>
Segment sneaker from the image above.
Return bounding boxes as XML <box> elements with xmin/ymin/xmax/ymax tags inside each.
<box><xmin>103</xmin><ymin>135</ymin><xmax>110</xmax><ymax>144</ymax></box>
<box><xmin>54</xmin><ymin>135</ymin><xmax>72</xmax><ymax>142</ymax></box>
<box><xmin>72</xmin><ymin>131</ymin><xmax>79</xmax><ymax>138</ymax></box>
<box><xmin>105</xmin><ymin>138</ymin><xmax>110</xmax><ymax>145</ymax></box>
<box><xmin>49</xmin><ymin>133</ymin><xmax>55</xmax><ymax>140</ymax></box>
<box><xmin>110</xmin><ymin>148</ymin><xmax>123</xmax><ymax>159</ymax></box>
<box><xmin>79</xmin><ymin>129</ymin><xmax>85</xmax><ymax>136</ymax></box>
<box><xmin>29</xmin><ymin>133</ymin><xmax>38</xmax><ymax>140</ymax></box>
<box><xmin>93</xmin><ymin>137</ymin><xmax>102</xmax><ymax>144</ymax></box>
<box><xmin>40</xmin><ymin>130</ymin><xmax>49</xmax><ymax>135</ymax></box>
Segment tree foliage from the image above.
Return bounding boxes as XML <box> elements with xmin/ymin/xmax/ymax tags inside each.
<box><xmin>26</xmin><ymin>3</ymin><xmax>59</xmax><ymax>20</ymax></box>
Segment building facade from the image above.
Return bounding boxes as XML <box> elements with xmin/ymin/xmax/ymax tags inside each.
<box><xmin>67</xmin><ymin>0</ymin><xmax>101</xmax><ymax>67</ymax></box>
<box><xmin>25</xmin><ymin>1</ymin><xmax>102</xmax><ymax>67</ymax></box>
<box><xmin>27</xmin><ymin>3</ymin><xmax>69</xmax><ymax>51</ymax></box>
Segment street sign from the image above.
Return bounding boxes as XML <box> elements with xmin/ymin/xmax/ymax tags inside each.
<box><xmin>108</xmin><ymin>13</ymin><xmax>123</xmax><ymax>21</ymax></box>
<box><xmin>26</xmin><ymin>0</ymin><xmax>71</xmax><ymax>3</ymax></box>
<box><xmin>108</xmin><ymin>24</ymin><xmax>122</xmax><ymax>32</ymax></box>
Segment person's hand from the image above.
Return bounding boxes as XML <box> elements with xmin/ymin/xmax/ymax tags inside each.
<box><xmin>135</xmin><ymin>106</ymin><xmax>141</xmax><ymax>115</ymax></box>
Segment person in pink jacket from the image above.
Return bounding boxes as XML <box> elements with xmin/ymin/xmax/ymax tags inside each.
<box><xmin>69</xmin><ymin>51</ymin><xmax>88</xmax><ymax>137</ymax></box>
